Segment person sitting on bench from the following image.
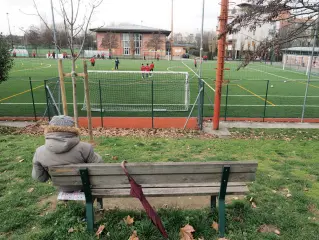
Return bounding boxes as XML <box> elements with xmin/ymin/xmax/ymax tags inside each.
<box><xmin>31</xmin><ymin>115</ymin><xmax>103</xmax><ymax>191</ymax></box>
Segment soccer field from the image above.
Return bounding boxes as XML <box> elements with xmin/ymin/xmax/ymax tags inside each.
<box><xmin>1</xmin><ymin>57</ymin><xmax>319</xmax><ymax>119</ymax></box>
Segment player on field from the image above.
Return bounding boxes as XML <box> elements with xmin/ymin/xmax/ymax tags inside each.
<box><xmin>150</xmin><ymin>62</ymin><xmax>154</xmax><ymax>76</ymax></box>
<box><xmin>194</xmin><ymin>58</ymin><xmax>197</xmax><ymax>68</ymax></box>
<box><xmin>145</xmin><ymin>63</ymin><xmax>150</xmax><ymax>78</ymax></box>
<box><xmin>141</xmin><ymin>64</ymin><xmax>146</xmax><ymax>78</ymax></box>
<box><xmin>115</xmin><ymin>57</ymin><xmax>120</xmax><ymax>70</ymax></box>
<box><xmin>90</xmin><ymin>57</ymin><xmax>95</xmax><ymax>67</ymax></box>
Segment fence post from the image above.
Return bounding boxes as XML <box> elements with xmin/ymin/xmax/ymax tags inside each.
<box><xmin>29</xmin><ymin>77</ymin><xmax>37</xmax><ymax>121</ymax></box>
<box><xmin>197</xmin><ymin>78</ymin><xmax>201</xmax><ymax>129</ymax></box>
<box><xmin>44</xmin><ymin>80</ymin><xmax>51</xmax><ymax>121</ymax></box>
<box><xmin>201</xmin><ymin>80</ymin><xmax>204</xmax><ymax>128</ymax></box>
<box><xmin>98</xmin><ymin>80</ymin><xmax>104</xmax><ymax>128</ymax></box>
<box><xmin>151</xmin><ymin>79</ymin><xmax>154</xmax><ymax>128</ymax></box>
<box><xmin>224</xmin><ymin>84</ymin><xmax>229</xmax><ymax>121</ymax></box>
<box><xmin>263</xmin><ymin>80</ymin><xmax>270</xmax><ymax>122</ymax></box>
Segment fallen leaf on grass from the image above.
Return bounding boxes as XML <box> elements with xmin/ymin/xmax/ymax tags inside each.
<box><xmin>198</xmin><ymin>238</ymin><xmax>204</xmax><ymax>240</ymax></box>
<box><xmin>112</xmin><ymin>156</ymin><xmax>119</xmax><ymax>160</ymax></box>
<box><xmin>257</xmin><ymin>224</ymin><xmax>280</xmax><ymax>235</ymax></box>
<box><xmin>286</xmin><ymin>193</ymin><xmax>292</xmax><ymax>198</ymax></box>
<box><xmin>96</xmin><ymin>225</ymin><xmax>105</xmax><ymax>239</ymax></box>
<box><xmin>27</xmin><ymin>188</ymin><xmax>34</xmax><ymax>193</ymax></box>
<box><xmin>218</xmin><ymin>238</ymin><xmax>229</xmax><ymax>240</ymax></box>
<box><xmin>123</xmin><ymin>215</ymin><xmax>134</xmax><ymax>225</ymax></box>
<box><xmin>180</xmin><ymin>224</ymin><xmax>195</xmax><ymax>240</ymax></box>
<box><xmin>249</xmin><ymin>197</ymin><xmax>257</xmax><ymax>208</ymax></box>
<box><xmin>211</xmin><ymin>221</ymin><xmax>218</xmax><ymax>231</ymax></box>
<box><xmin>129</xmin><ymin>230</ymin><xmax>139</xmax><ymax>240</ymax></box>
<box><xmin>19</xmin><ymin>159</ymin><xmax>24</xmax><ymax>163</ymax></box>
<box><xmin>68</xmin><ymin>227</ymin><xmax>74</xmax><ymax>233</ymax></box>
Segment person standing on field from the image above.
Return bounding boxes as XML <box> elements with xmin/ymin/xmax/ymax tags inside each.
<box><xmin>141</xmin><ymin>63</ymin><xmax>146</xmax><ymax>79</ymax></box>
<box><xmin>194</xmin><ymin>58</ymin><xmax>197</xmax><ymax>68</ymax></box>
<box><xmin>150</xmin><ymin>62</ymin><xmax>154</xmax><ymax>76</ymax></box>
<box><xmin>90</xmin><ymin>57</ymin><xmax>95</xmax><ymax>67</ymax></box>
<box><xmin>145</xmin><ymin>63</ymin><xmax>150</xmax><ymax>78</ymax></box>
<box><xmin>115</xmin><ymin>57</ymin><xmax>120</xmax><ymax>70</ymax></box>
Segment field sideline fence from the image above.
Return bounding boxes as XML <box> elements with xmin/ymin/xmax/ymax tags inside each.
<box><xmin>2</xmin><ymin>76</ymin><xmax>319</xmax><ymax>125</ymax></box>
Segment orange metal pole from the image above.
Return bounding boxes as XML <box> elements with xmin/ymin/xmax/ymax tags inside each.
<box><xmin>213</xmin><ymin>0</ymin><xmax>229</xmax><ymax>130</ymax></box>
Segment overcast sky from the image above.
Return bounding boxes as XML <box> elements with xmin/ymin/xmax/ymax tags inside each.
<box><xmin>0</xmin><ymin>0</ymin><xmax>222</xmax><ymax>36</ymax></box>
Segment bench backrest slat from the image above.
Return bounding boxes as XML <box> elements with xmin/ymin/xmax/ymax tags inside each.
<box><xmin>49</xmin><ymin>161</ymin><xmax>258</xmax><ymax>188</ymax></box>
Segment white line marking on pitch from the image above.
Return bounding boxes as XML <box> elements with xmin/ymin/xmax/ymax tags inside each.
<box><xmin>11</xmin><ymin>64</ymin><xmax>52</xmax><ymax>73</ymax></box>
<box><xmin>182</xmin><ymin>61</ymin><xmax>215</xmax><ymax>92</ymax></box>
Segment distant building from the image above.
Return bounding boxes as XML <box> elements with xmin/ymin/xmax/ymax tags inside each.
<box><xmin>90</xmin><ymin>24</ymin><xmax>171</xmax><ymax>57</ymax></box>
<box><xmin>172</xmin><ymin>43</ymin><xmax>197</xmax><ymax>57</ymax></box>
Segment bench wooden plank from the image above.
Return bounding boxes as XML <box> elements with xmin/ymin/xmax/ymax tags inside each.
<box><xmin>91</xmin><ymin>186</ymin><xmax>249</xmax><ymax>198</ymax></box>
<box><xmin>49</xmin><ymin>161</ymin><xmax>258</xmax><ymax>176</ymax></box>
<box><xmin>51</xmin><ymin>172</ymin><xmax>256</xmax><ymax>187</ymax></box>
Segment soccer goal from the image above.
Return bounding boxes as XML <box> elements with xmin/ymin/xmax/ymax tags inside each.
<box><xmin>44</xmin><ymin>77</ymin><xmax>62</xmax><ymax>117</ymax></box>
<box><xmin>82</xmin><ymin>71</ymin><xmax>190</xmax><ymax>112</ymax></box>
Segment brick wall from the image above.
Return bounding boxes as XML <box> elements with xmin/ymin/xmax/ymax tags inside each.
<box><xmin>96</xmin><ymin>32</ymin><xmax>167</xmax><ymax>57</ymax></box>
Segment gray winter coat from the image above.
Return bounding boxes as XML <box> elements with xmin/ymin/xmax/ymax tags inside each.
<box><xmin>32</xmin><ymin>126</ymin><xmax>102</xmax><ymax>191</ymax></box>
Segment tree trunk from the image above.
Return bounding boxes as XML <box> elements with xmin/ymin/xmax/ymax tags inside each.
<box><xmin>71</xmin><ymin>58</ymin><xmax>79</xmax><ymax>127</ymax></box>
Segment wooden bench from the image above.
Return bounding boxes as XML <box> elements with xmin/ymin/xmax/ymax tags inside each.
<box><xmin>49</xmin><ymin>161</ymin><xmax>258</xmax><ymax>238</ymax></box>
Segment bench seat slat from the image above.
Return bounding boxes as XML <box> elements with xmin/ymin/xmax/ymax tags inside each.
<box><xmin>51</xmin><ymin>172</ymin><xmax>256</xmax><ymax>187</ymax></box>
<box><xmin>49</xmin><ymin>161</ymin><xmax>258</xmax><ymax>176</ymax></box>
<box><xmin>91</xmin><ymin>186</ymin><xmax>249</xmax><ymax>198</ymax></box>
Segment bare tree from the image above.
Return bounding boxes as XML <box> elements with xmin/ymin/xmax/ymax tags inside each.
<box><xmin>224</xmin><ymin>0</ymin><xmax>319</xmax><ymax>69</ymax></box>
<box><xmin>146</xmin><ymin>31</ymin><xmax>165</xmax><ymax>59</ymax></box>
<box><xmin>25</xmin><ymin>26</ymin><xmax>41</xmax><ymax>51</ymax></box>
<box><xmin>32</xmin><ymin>0</ymin><xmax>103</xmax><ymax>126</ymax></box>
<box><xmin>99</xmin><ymin>32</ymin><xmax>119</xmax><ymax>57</ymax></box>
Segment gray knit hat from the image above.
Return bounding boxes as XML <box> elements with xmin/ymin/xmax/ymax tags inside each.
<box><xmin>49</xmin><ymin>115</ymin><xmax>74</xmax><ymax>127</ymax></box>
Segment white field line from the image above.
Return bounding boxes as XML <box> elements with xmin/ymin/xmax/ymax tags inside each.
<box><xmin>2</xmin><ymin>103</ymin><xmax>319</xmax><ymax>107</ymax></box>
<box><xmin>11</xmin><ymin>64</ymin><xmax>52</xmax><ymax>73</ymax></box>
<box><xmin>181</xmin><ymin>61</ymin><xmax>215</xmax><ymax>92</ymax></box>
<box><xmin>259</xmin><ymin>63</ymin><xmax>319</xmax><ymax>79</ymax></box>
<box><xmin>247</xmin><ymin>66</ymin><xmax>290</xmax><ymax>80</ymax></box>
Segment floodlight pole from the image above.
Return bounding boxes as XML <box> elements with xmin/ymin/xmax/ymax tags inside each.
<box><xmin>301</xmin><ymin>13</ymin><xmax>318</xmax><ymax>122</ymax></box>
<box><xmin>199</xmin><ymin>0</ymin><xmax>205</xmax><ymax>79</ymax></box>
<box><xmin>213</xmin><ymin>0</ymin><xmax>229</xmax><ymax>130</ymax></box>
<box><xmin>6</xmin><ymin>13</ymin><xmax>14</xmax><ymax>49</ymax></box>
<box><xmin>50</xmin><ymin>0</ymin><xmax>59</xmax><ymax>57</ymax></box>
<box><xmin>170</xmin><ymin>0</ymin><xmax>174</xmax><ymax>60</ymax></box>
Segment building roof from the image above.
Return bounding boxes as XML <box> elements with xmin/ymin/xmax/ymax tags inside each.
<box><xmin>282</xmin><ymin>47</ymin><xmax>319</xmax><ymax>52</ymax></box>
<box><xmin>90</xmin><ymin>24</ymin><xmax>171</xmax><ymax>36</ymax></box>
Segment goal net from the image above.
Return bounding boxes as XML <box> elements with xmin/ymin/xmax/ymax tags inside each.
<box><xmin>82</xmin><ymin>71</ymin><xmax>190</xmax><ymax>112</ymax></box>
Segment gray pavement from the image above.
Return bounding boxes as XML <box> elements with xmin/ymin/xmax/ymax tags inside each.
<box><xmin>0</xmin><ymin>121</ymin><xmax>33</xmax><ymax>128</ymax></box>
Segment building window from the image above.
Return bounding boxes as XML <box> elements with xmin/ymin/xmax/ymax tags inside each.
<box><xmin>122</xmin><ymin>33</ymin><xmax>130</xmax><ymax>55</ymax></box>
<box><xmin>134</xmin><ymin>34</ymin><xmax>142</xmax><ymax>55</ymax></box>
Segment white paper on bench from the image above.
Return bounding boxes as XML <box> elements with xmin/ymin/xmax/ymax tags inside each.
<box><xmin>57</xmin><ymin>191</ymin><xmax>86</xmax><ymax>201</ymax></box>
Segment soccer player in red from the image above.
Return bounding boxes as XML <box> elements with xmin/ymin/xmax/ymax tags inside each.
<box><xmin>150</xmin><ymin>62</ymin><xmax>154</xmax><ymax>71</ymax></box>
<box><xmin>141</xmin><ymin>64</ymin><xmax>146</xmax><ymax>78</ymax></box>
<box><xmin>150</xmin><ymin>62</ymin><xmax>154</xmax><ymax>77</ymax></box>
<box><xmin>145</xmin><ymin>64</ymin><xmax>150</xmax><ymax>78</ymax></box>
<box><xmin>90</xmin><ymin>57</ymin><xmax>95</xmax><ymax>67</ymax></box>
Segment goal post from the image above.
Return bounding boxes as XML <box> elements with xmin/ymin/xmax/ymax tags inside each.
<box><xmin>82</xmin><ymin>70</ymin><xmax>190</xmax><ymax>112</ymax></box>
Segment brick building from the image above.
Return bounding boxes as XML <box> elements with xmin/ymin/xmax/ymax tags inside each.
<box><xmin>90</xmin><ymin>24</ymin><xmax>171</xmax><ymax>58</ymax></box>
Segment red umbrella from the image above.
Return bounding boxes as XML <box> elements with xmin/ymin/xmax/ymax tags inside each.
<box><xmin>121</xmin><ymin>161</ymin><xmax>168</xmax><ymax>239</ymax></box>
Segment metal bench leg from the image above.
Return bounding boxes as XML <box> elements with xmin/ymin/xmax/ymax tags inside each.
<box><xmin>80</xmin><ymin>168</ymin><xmax>94</xmax><ymax>232</ymax></box>
<box><xmin>210</xmin><ymin>195</ymin><xmax>217</xmax><ymax>213</ymax></box>
<box><xmin>218</xmin><ymin>166</ymin><xmax>230</xmax><ymax>238</ymax></box>
<box><xmin>97</xmin><ymin>198</ymin><xmax>103</xmax><ymax>210</ymax></box>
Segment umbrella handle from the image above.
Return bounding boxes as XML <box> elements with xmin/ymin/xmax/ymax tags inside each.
<box><xmin>121</xmin><ymin>160</ymin><xmax>133</xmax><ymax>180</ymax></box>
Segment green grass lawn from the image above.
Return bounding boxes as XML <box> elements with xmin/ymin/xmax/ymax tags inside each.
<box><xmin>0</xmin><ymin>58</ymin><xmax>319</xmax><ymax>118</ymax></box>
<box><xmin>0</xmin><ymin>128</ymin><xmax>318</xmax><ymax>239</ymax></box>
